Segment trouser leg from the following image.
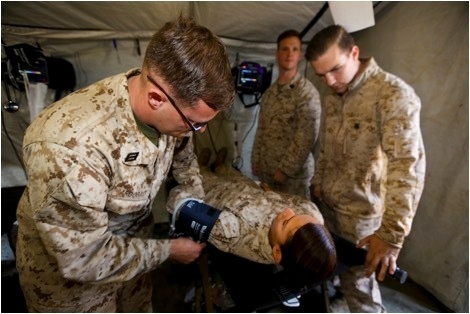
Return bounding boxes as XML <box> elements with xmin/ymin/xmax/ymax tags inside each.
<box><xmin>339</xmin><ymin>266</ymin><xmax>386</xmax><ymax>313</ymax></box>
<box><xmin>117</xmin><ymin>272</ymin><xmax>153</xmax><ymax>313</ymax></box>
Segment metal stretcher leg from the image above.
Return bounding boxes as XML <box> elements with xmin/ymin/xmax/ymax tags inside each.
<box><xmin>321</xmin><ymin>281</ymin><xmax>331</xmax><ymax>313</ymax></box>
<box><xmin>195</xmin><ymin>251</ymin><xmax>214</xmax><ymax>312</ymax></box>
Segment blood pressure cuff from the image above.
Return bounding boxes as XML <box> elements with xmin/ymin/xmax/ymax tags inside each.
<box><xmin>170</xmin><ymin>198</ymin><xmax>222</xmax><ymax>242</ymax></box>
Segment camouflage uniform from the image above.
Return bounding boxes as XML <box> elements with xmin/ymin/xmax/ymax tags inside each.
<box><xmin>311</xmin><ymin>58</ymin><xmax>426</xmax><ymax>312</ymax></box>
<box><xmin>197</xmin><ymin>165</ymin><xmax>323</xmax><ymax>264</ymax></box>
<box><xmin>16</xmin><ymin>69</ymin><xmax>205</xmax><ymax>312</ymax></box>
<box><xmin>252</xmin><ymin>72</ymin><xmax>321</xmax><ymax>199</ymax></box>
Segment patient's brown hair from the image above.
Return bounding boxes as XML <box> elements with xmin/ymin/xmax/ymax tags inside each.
<box><xmin>280</xmin><ymin>222</ymin><xmax>337</xmax><ymax>288</ymax></box>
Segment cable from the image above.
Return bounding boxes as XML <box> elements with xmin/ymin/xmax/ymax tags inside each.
<box><xmin>241</xmin><ymin>104</ymin><xmax>260</xmax><ymax>143</ymax></box>
<box><xmin>231</xmin><ymin>103</ymin><xmax>261</xmax><ymax>171</ymax></box>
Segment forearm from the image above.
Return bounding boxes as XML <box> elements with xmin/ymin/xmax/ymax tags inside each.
<box><xmin>166</xmin><ymin>135</ymin><xmax>205</xmax><ymax>212</ymax></box>
<box><xmin>377</xmin><ymin>86</ymin><xmax>425</xmax><ymax>246</ymax></box>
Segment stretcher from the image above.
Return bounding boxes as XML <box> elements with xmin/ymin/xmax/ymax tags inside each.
<box><xmin>196</xmin><ymin>244</ymin><xmax>326</xmax><ymax>312</ymax></box>
<box><xmin>195</xmin><ymin>236</ymin><xmax>408</xmax><ymax>312</ymax></box>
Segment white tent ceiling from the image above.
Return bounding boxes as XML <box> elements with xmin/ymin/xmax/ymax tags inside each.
<box><xmin>1</xmin><ymin>1</ymin><xmax>386</xmax><ymax>43</ymax></box>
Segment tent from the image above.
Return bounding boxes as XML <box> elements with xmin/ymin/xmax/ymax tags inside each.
<box><xmin>1</xmin><ymin>2</ymin><xmax>468</xmax><ymax>312</ymax></box>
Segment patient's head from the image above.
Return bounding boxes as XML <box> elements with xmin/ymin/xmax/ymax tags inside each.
<box><xmin>268</xmin><ymin>208</ymin><xmax>337</xmax><ymax>288</ymax></box>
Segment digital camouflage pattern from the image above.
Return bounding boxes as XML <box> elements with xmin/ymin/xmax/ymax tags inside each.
<box><xmin>311</xmin><ymin>58</ymin><xmax>426</xmax><ymax>248</ymax></box>
<box><xmin>338</xmin><ymin>265</ymin><xmax>385</xmax><ymax>312</ymax></box>
<box><xmin>312</xmin><ymin>58</ymin><xmax>425</xmax><ymax>313</ymax></box>
<box><xmin>252</xmin><ymin>72</ymin><xmax>321</xmax><ymax>199</ymax></box>
<box><xmin>184</xmin><ymin>165</ymin><xmax>324</xmax><ymax>264</ymax></box>
<box><xmin>16</xmin><ymin>69</ymin><xmax>205</xmax><ymax>312</ymax></box>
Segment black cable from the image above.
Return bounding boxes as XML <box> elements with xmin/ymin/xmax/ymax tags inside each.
<box><xmin>241</xmin><ymin>104</ymin><xmax>260</xmax><ymax>144</ymax></box>
<box><xmin>231</xmin><ymin>101</ymin><xmax>261</xmax><ymax>171</ymax></box>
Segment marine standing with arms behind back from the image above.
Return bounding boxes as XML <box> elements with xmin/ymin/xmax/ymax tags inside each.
<box><xmin>252</xmin><ymin>30</ymin><xmax>321</xmax><ymax>199</ymax></box>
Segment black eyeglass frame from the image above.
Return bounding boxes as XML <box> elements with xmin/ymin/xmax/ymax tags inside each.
<box><xmin>146</xmin><ymin>75</ymin><xmax>206</xmax><ymax>131</ymax></box>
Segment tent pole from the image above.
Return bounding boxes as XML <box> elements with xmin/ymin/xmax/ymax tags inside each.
<box><xmin>300</xmin><ymin>2</ymin><xmax>329</xmax><ymax>40</ymax></box>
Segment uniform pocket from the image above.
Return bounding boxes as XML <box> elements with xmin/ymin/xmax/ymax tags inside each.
<box><xmin>215</xmin><ymin>210</ymin><xmax>240</xmax><ymax>239</ymax></box>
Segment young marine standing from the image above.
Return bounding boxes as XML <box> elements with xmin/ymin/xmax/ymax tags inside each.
<box><xmin>306</xmin><ymin>25</ymin><xmax>425</xmax><ymax>312</ymax></box>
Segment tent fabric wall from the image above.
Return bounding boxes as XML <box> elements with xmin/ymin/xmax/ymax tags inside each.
<box><xmin>1</xmin><ymin>2</ymin><xmax>468</xmax><ymax>312</ymax></box>
<box><xmin>352</xmin><ymin>3</ymin><xmax>468</xmax><ymax>311</ymax></box>
<box><xmin>306</xmin><ymin>2</ymin><xmax>468</xmax><ymax>311</ymax></box>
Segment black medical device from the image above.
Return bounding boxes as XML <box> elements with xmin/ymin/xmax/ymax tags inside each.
<box><xmin>233</xmin><ymin>61</ymin><xmax>272</xmax><ymax>107</ymax></box>
<box><xmin>3</xmin><ymin>43</ymin><xmax>49</xmax><ymax>91</ymax></box>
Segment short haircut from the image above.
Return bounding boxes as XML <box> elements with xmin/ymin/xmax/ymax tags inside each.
<box><xmin>280</xmin><ymin>222</ymin><xmax>337</xmax><ymax>288</ymax></box>
<box><xmin>277</xmin><ymin>29</ymin><xmax>301</xmax><ymax>49</ymax></box>
<box><xmin>144</xmin><ymin>15</ymin><xmax>234</xmax><ymax>111</ymax></box>
<box><xmin>305</xmin><ymin>24</ymin><xmax>355</xmax><ymax>62</ymax></box>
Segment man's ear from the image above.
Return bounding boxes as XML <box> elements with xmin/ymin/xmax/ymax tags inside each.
<box><xmin>148</xmin><ymin>92</ymin><xmax>164</xmax><ymax>109</ymax></box>
<box><xmin>350</xmin><ymin>45</ymin><xmax>360</xmax><ymax>60</ymax></box>
<box><xmin>272</xmin><ymin>244</ymin><xmax>282</xmax><ymax>264</ymax></box>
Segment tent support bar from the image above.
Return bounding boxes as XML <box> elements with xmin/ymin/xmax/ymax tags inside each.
<box><xmin>300</xmin><ymin>2</ymin><xmax>329</xmax><ymax>40</ymax></box>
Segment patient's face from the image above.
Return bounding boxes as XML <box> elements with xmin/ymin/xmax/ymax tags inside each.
<box><xmin>268</xmin><ymin>208</ymin><xmax>319</xmax><ymax>247</ymax></box>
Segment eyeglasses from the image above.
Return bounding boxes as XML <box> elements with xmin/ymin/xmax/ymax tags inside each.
<box><xmin>146</xmin><ymin>75</ymin><xmax>207</xmax><ymax>131</ymax></box>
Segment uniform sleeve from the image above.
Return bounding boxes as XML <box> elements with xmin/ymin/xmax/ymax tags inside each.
<box><xmin>166</xmin><ymin>134</ymin><xmax>205</xmax><ymax>212</ymax></box>
<box><xmin>24</xmin><ymin>142</ymin><xmax>171</xmax><ymax>283</ymax></box>
<box><xmin>311</xmin><ymin>103</ymin><xmax>327</xmax><ymax>186</ymax></box>
<box><xmin>279</xmin><ymin>86</ymin><xmax>321</xmax><ymax>176</ymax></box>
<box><xmin>375</xmin><ymin>84</ymin><xmax>426</xmax><ymax>247</ymax></box>
<box><xmin>209</xmin><ymin>209</ymin><xmax>275</xmax><ymax>265</ymax></box>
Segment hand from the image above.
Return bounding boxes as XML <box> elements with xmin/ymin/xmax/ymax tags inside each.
<box><xmin>357</xmin><ymin>234</ymin><xmax>400</xmax><ymax>281</ymax></box>
<box><xmin>169</xmin><ymin>237</ymin><xmax>206</xmax><ymax>264</ymax></box>
<box><xmin>259</xmin><ymin>182</ymin><xmax>273</xmax><ymax>192</ymax></box>
<box><xmin>273</xmin><ymin>169</ymin><xmax>286</xmax><ymax>184</ymax></box>
<box><xmin>311</xmin><ymin>184</ymin><xmax>322</xmax><ymax>200</ymax></box>
<box><xmin>252</xmin><ymin>163</ymin><xmax>259</xmax><ymax>176</ymax></box>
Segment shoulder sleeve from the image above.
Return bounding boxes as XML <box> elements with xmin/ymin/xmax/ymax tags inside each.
<box><xmin>166</xmin><ymin>134</ymin><xmax>205</xmax><ymax>212</ymax></box>
<box><xmin>23</xmin><ymin>142</ymin><xmax>171</xmax><ymax>283</ymax></box>
<box><xmin>376</xmin><ymin>79</ymin><xmax>426</xmax><ymax>247</ymax></box>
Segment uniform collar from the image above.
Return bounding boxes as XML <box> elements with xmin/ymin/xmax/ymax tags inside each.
<box><xmin>116</xmin><ymin>69</ymin><xmax>175</xmax><ymax>166</ymax></box>
<box><xmin>276</xmin><ymin>72</ymin><xmax>302</xmax><ymax>91</ymax></box>
<box><xmin>347</xmin><ymin>57</ymin><xmax>380</xmax><ymax>92</ymax></box>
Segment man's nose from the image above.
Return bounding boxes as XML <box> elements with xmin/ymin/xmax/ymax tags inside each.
<box><xmin>324</xmin><ymin>72</ymin><xmax>335</xmax><ymax>86</ymax></box>
<box><xmin>282</xmin><ymin>207</ymin><xmax>295</xmax><ymax>217</ymax></box>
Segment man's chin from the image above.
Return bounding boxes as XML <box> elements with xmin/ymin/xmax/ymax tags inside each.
<box><xmin>174</xmin><ymin>131</ymin><xmax>191</xmax><ymax>138</ymax></box>
<box><xmin>332</xmin><ymin>86</ymin><xmax>347</xmax><ymax>94</ymax></box>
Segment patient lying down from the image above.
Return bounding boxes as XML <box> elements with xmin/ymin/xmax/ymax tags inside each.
<box><xmin>168</xmin><ymin>148</ymin><xmax>336</xmax><ymax>287</ymax></box>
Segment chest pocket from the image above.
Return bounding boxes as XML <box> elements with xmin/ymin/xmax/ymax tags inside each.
<box><xmin>216</xmin><ymin>211</ymin><xmax>240</xmax><ymax>239</ymax></box>
<box><xmin>342</xmin><ymin>117</ymin><xmax>379</xmax><ymax>155</ymax></box>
